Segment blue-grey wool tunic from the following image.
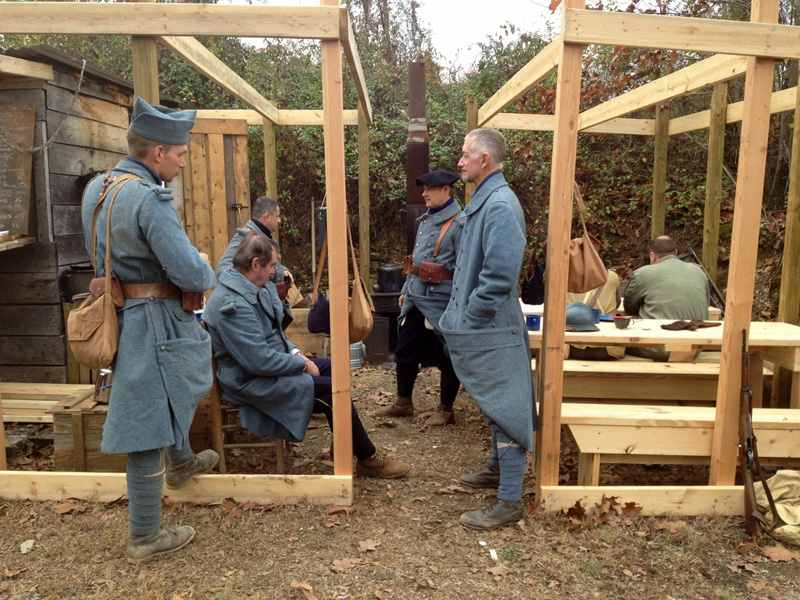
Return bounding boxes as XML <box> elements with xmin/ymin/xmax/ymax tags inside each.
<box><xmin>81</xmin><ymin>158</ymin><xmax>217</xmax><ymax>454</ymax></box>
<box><xmin>400</xmin><ymin>199</ymin><xmax>465</xmax><ymax>325</ymax></box>
<box><xmin>203</xmin><ymin>268</ymin><xmax>314</xmax><ymax>443</ymax></box>
<box><xmin>438</xmin><ymin>172</ymin><xmax>537</xmax><ymax>450</ymax></box>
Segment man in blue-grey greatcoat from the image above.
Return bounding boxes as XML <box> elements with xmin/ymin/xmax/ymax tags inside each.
<box><xmin>439</xmin><ymin>129</ymin><xmax>537</xmax><ymax>530</ymax></box>
<box><xmin>216</xmin><ymin>195</ymin><xmax>294</xmax><ymax>329</ymax></box>
<box><xmin>205</xmin><ymin>232</ymin><xmax>410</xmax><ymax>479</ymax></box>
<box><xmin>81</xmin><ymin>98</ymin><xmax>219</xmax><ymax>563</ymax></box>
<box><xmin>376</xmin><ymin>170</ymin><xmax>464</xmax><ymax>426</ymax></box>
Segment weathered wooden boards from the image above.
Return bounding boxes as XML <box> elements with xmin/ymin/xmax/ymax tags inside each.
<box><xmin>0</xmin><ymin>383</ymin><xmax>93</xmax><ymax>425</ymax></box>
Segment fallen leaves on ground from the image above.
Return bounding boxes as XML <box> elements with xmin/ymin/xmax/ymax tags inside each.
<box><xmin>747</xmin><ymin>581</ymin><xmax>776</xmax><ymax>593</ymax></box>
<box><xmin>327</xmin><ymin>506</ymin><xmax>352</xmax><ymax>515</ymax></box>
<box><xmin>562</xmin><ymin>496</ymin><xmax>642</xmax><ymax>531</ymax></box>
<box><xmin>654</xmin><ymin>520</ymin><xmax>686</xmax><ymax>534</ymax></box>
<box><xmin>3</xmin><ymin>567</ymin><xmax>25</xmax><ymax>578</ymax></box>
<box><xmin>761</xmin><ymin>544</ymin><xmax>800</xmax><ymax>563</ymax></box>
<box><xmin>487</xmin><ymin>564</ymin><xmax>512</xmax><ymax>580</ymax></box>
<box><xmin>19</xmin><ymin>540</ymin><xmax>34</xmax><ymax>554</ymax></box>
<box><xmin>359</xmin><ymin>539</ymin><xmax>379</xmax><ymax>552</ymax></box>
<box><xmin>331</xmin><ymin>557</ymin><xmax>369</xmax><ymax>573</ymax></box>
<box><xmin>53</xmin><ymin>501</ymin><xmax>88</xmax><ymax>515</ymax></box>
<box><xmin>290</xmin><ymin>580</ymin><xmax>318</xmax><ymax>600</ymax></box>
<box><xmin>435</xmin><ymin>485</ymin><xmax>472</xmax><ymax>495</ymax></box>
<box><xmin>727</xmin><ymin>561</ymin><xmax>758</xmax><ymax>574</ymax></box>
<box><xmin>622</xmin><ymin>568</ymin><xmax>646</xmax><ymax>579</ymax></box>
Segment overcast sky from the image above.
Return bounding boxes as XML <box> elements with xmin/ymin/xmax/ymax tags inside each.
<box><xmin>221</xmin><ymin>0</ymin><xmax>560</xmax><ymax>72</ymax></box>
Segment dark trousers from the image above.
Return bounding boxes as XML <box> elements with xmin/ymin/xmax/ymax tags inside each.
<box><xmin>393</xmin><ymin>307</ymin><xmax>460</xmax><ymax>407</ymax></box>
<box><xmin>310</xmin><ymin>358</ymin><xmax>376</xmax><ymax>460</ymax></box>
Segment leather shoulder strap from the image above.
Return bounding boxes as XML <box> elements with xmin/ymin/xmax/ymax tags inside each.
<box><xmin>432</xmin><ymin>214</ymin><xmax>457</xmax><ymax>259</ymax></box>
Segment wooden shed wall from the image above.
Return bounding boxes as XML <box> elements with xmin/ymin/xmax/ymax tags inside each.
<box><xmin>0</xmin><ymin>65</ymin><xmax>131</xmax><ymax>382</ymax></box>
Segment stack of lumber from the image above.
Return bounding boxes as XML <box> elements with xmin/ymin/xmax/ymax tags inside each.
<box><xmin>0</xmin><ymin>383</ymin><xmax>93</xmax><ymax>424</ymax></box>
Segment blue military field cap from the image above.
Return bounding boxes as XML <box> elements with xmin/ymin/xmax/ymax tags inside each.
<box><xmin>129</xmin><ymin>97</ymin><xmax>196</xmax><ymax>145</ymax></box>
<box><xmin>416</xmin><ymin>170</ymin><xmax>460</xmax><ymax>187</ymax></box>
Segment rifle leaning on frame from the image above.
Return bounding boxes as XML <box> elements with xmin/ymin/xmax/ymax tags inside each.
<box><xmin>738</xmin><ymin>329</ymin><xmax>785</xmax><ymax>539</ymax></box>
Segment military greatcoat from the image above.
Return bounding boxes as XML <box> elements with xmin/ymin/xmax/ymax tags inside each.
<box><xmin>81</xmin><ymin>158</ymin><xmax>216</xmax><ymax>454</ymax></box>
<box><xmin>215</xmin><ymin>218</ymin><xmax>289</xmax><ymax>283</ymax></box>
<box><xmin>203</xmin><ymin>268</ymin><xmax>314</xmax><ymax>443</ymax></box>
<box><xmin>438</xmin><ymin>172</ymin><xmax>537</xmax><ymax>450</ymax></box>
<box><xmin>400</xmin><ymin>199</ymin><xmax>465</xmax><ymax>325</ymax></box>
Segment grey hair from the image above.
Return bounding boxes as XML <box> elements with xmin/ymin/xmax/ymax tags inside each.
<box><xmin>251</xmin><ymin>195</ymin><xmax>280</xmax><ymax>219</ymax></box>
<box><xmin>232</xmin><ymin>231</ymin><xmax>275</xmax><ymax>272</ymax></box>
<box><xmin>465</xmin><ymin>128</ymin><xmax>506</xmax><ymax>166</ymax></box>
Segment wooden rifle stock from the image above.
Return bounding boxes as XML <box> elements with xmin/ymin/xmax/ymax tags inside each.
<box><xmin>738</xmin><ymin>329</ymin><xmax>766</xmax><ymax>538</ymax></box>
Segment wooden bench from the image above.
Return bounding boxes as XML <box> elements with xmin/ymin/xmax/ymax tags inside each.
<box><xmin>534</xmin><ymin>353</ymin><xmax>772</xmax><ymax>406</ymax></box>
<box><xmin>561</xmin><ymin>403</ymin><xmax>800</xmax><ymax>485</ymax></box>
<box><xmin>0</xmin><ymin>383</ymin><xmax>94</xmax><ymax>424</ymax></box>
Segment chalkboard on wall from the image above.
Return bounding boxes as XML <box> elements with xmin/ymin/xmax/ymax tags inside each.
<box><xmin>0</xmin><ymin>102</ymin><xmax>36</xmax><ymax>235</ymax></box>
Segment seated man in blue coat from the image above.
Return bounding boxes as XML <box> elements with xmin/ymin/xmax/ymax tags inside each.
<box><xmin>204</xmin><ymin>232</ymin><xmax>409</xmax><ymax>479</ymax></box>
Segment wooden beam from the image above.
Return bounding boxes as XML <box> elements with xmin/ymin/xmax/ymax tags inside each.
<box><xmin>0</xmin><ymin>54</ymin><xmax>53</xmax><ymax>80</ymax></box>
<box><xmin>321</xmin><ymin>0</ymin><xmax>353</xmax><ymax>477</ymax></box>
<box><xmin>196</xmin><ymin>110</ymin><xmax>263</xmax><ymax>126</ymax></box>
<box><xmin>358</xmin><ymin>103</ymin><xmax>371</xmax><ymax>285</ymax></box>
<box><xmin>263</xmin><ymin>118</ymin><xmax>278</xmax><ymax>203</ymax></box>
<box><xmin>477</xmin><ymin>36</ymin><xmax>560</xmax><ymax>127</ymax></box>
<box><xmin>158</xmin><ymin>36</ymin><xmax>279</xmax><ymax>124</ymax></box>
<box><xmin>710</xmin><ymin>0</ymin><xmax>778</xmax><ymax>486</ymax></box>
<box><xmin>536</xmin><ymin>2</ymin><xmax>584</xmax><ymax>500</ymax></box>
<box><xmin>563</xmin><ymin>9</ymin><xmax>800</xmax><ymax>60</ymax></box>
<box><xmin>541</xmin><ymin>485</ymin><xmax>744</xmax><ymax>516</ymax></box>
<box><xmin>670</xmin><ymin>86</ymin><xmax>797</xmax><ymax>135</ymax></box>
<box><xmin>702</xmin><ymin>82</ymin><xmax>728</xmax><ymax>283</ymax></box>
<box><xmin>0</xmin><ymin>472</ymin><xmax>352</xmax><ymax>505</ymax></box>
<box><xmin>131</xmin><ymin>36</ymin><xmax>160</xmax><ymax>105</ymax></box>
<box><xmin>651</xmin><ymin>104</ymin><xmax>669</xmax><ymax>238</ymax></box>
<box><xmin>0</xmin><ymin>393</ymin><xmax>7</xmax><ymax>470</ymax></box>
<box><xmin>342</xmin><ymin>18</ymin><xmax>372</xmax><ymax>125</ymax></box>
<box><xmin>465</xmin><ymin>98</ymin><xmax>478</xmax><ymax>205</ymax></box>
<box><xmin>0</xmin><ymin>3</ymin><xmax>342</xmax><ymax>39</ymax></box>
<box><xmin>279</xmin><ymin>109</ymin><xmax>359</xmax><ymax>127</ymax></box>
<box><xmin>773</xmin><ymin>82</ymin><xmax>800</xmax><ymax>408</ymax></box>
<box><xmin>484</xmin><ymin>113</ymin><xmax>657</xmax><ymax>136</ymax></box>
<box><xmin>579</xmin><ymin>54</ymin><xmax>747</xmax><ymax>131</ymax></box>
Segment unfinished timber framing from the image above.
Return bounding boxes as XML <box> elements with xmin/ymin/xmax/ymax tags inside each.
<box><xmin>473</xmin><ymin>0</ymin><xmax>800</xmax><ymax>514</ymax></box>
<box><xmin>0</xmin><ymin>0</ymin><xmax>372</xmax><ymax>506</ymax></box>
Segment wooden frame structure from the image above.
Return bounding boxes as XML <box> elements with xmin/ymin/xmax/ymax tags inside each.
<box><xmin>471</xmin><ymin>0</ymin><xmax>800</xmax><ymax>514</ymax></box>
<box><xmin>0</xmin><ymin>1</ymin><xmax>372</xmax><ymax>506</ymax></box>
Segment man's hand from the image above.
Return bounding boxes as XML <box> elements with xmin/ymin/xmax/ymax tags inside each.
<box><xmin>398</xmin><ymin>294</ymin><xmax>405</xmax><ymax>308</ymax></box>
<box><xmin>198</xmin><ymin>252</ymin><xmax>210</xmax><ymax>265</ymax></box>
<box><xmin>283</xmin><ymin>270</ymin><xmax>295</xmax><ymax>286</ymax></box>
<box><xmin>303</xmin><ymin>356</ymin><xmax>320</xmax><ymax>376</ymax></box>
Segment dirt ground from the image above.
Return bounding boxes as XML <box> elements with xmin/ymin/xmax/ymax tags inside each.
<box><xmin>2</xmin><ymin>364</ymin><xmax>800</xmax><ymax>600</ymax></box>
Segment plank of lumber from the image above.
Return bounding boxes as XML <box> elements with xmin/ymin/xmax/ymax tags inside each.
<box><xmin>0</xmin><ymin>393</ymin><xmax>6</xmax><ymax>470</ymax></box>
<box><xmin>0</xmin><ymin>237</ymin><xmax>35</xmax><ymax>253</ymax></box>
<box><xmin>342</xmin><ymin>19</ymin><xmax>372</xmax><ymax>124</ymax></box>
<box><xmin>579</xmin><ymin>54</ymin><xmax>747</xmax><ymax>131</ymax></box>
<box><xmin>195</xmin><ymin>110</ymin><xmax>264</xmax><ymax>126</ymax></box>
<box><xmin>484</xmin><ymin>113</ymin><xmax>657</xmax><ymax>136</ymax></box>
<box><xmin>669</xmin><ymin>86</ymin><xmax>797</xmax><ymax>135</ymax></box>
<box><xmin>0</xmin><ymin>472</ymin><xmax>352</xmax><ymax>506</ymax></box>
<box><xmin>0</xmin><ymin>54</ymin><xmax>53</xmax><ymax>80</ymax></box>
<box><xmin>0</xmin><ymin>4</ymin><xmax>342</xmax><ymax>39</ymax></box>
<box><xmin>279</xmin><ymin>109</ymin><xmax>359</xmax><ymax>127</ymax></box>
<box><xmin>478</xmin><ymin>36</ymin><xmax>560</xmax><ymax>127</ymax></box>
<box><xmin>541</xmin><ymin>485</ymin><xmax>744</xmax><ymax>516</ymax></box>
<box><xmin>563</xmin><ymin>9</ymin><xmax>800</xmax><ymax>60</ymax></box>
<box><xmin>158</xmin><ymin>36</ymin><xmax>279</xmax><ymax>124</ymax></box>
<box><xmin>0</xmin><ymin>383</ymin><xmax>93</xmax><ymax>396</ymax></box>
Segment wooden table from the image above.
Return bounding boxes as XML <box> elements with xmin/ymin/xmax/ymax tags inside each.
<box><xmin>520</xmin><ymin>300</ymin><xmax>723</xmax><ymax>321</ymax></box>
<box><xmin>528</xmin><ymin>319</ymin><xmax>800</xmax><ymax>407</ymax></box>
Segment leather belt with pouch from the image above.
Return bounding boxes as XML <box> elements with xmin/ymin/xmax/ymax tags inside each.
<box><xmin>106</xmin><ymin>281</ymin><xmax>204</xmax><ymax>312</ymax></box>
<box><xmin>411</xmin><ymin>263</ymin><xmax>453</xmax><ymax>283</ymax></box>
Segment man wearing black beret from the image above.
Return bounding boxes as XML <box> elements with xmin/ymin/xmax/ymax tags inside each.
<box><xmin>376</xmin><ymin>170</ymin><xmax>464</xmax><ymax>426</ymax></box>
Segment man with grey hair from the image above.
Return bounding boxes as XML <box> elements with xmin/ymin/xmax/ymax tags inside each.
<box><xmin>439</xmin><ymin>128</ymin><xmax>537</xmax><ymax>529</ymax></box>
<box><xmin>217</xmin><ymin>195</ymin><xmax>294</xmax><ymax>327</ymax></box>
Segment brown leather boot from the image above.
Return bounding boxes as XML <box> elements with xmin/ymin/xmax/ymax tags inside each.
<box><xmin>375</xmin><ymin>395</ymin><xmax>413</xmax><ymax>417</ymax></box>
<box><xmin>356</xmin><ymin>452</ymin><xmax>410</xmax><ymax>478</ymax></box>
<box><xmin>425</xmin><ymin>404</ymin><xmax>455</xmax><ymax>426</ymax></box>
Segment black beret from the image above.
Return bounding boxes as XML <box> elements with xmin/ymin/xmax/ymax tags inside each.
<box><xmin>415</xmin><ymin>170</ymin><xmax>460</xmax><ymax>188</ymax></box>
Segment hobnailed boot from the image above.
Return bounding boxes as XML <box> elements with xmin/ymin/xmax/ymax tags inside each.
<box><xmin>126</xmin><ymin>525</ymin><xmax>195</xmax><ymax>564</ymax></box>
<box><xmin>460</xmin><ymin>500</ymin><xmax>524</xmax><ymax>530</ymax></box>
<box><xmin>165</xmin><ymin>449</ymin><xmax>219</xmax><ymax>490</ymax></box>
<box><xmin>375</xmin><ymin>395</ymin><xmax>414</xmax><ymax>418</ymax></box>
<box><xmin>425</xmin><ymin>404</ymin><xmax>455</xmax><ymax>426</ymax></box>
<box><xmin>356</xmin><ymin>452</ymin><xmax>410</xmax><ymax>478</ymax></box>
<box><xmin>459</xmin><ymin>464</ymin><xmax>501</xmax><ymax>489</ymax></box>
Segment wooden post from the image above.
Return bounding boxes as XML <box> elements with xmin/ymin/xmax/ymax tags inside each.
<box><xmin>358</xmin><ymin>102</ymin><xmax>371</xmax><ymax>285</ymax></box>
<box><xmin>465</xmin><ymin>98</ymin><xmax>478</xmax><ymax>204</ymax></box>
<box><xmin>651</xmin><ymin>103</ymin><xmax>669</xmax><ymax>238</ymax></box>
<box><xmin>535</xmin><ymin>0</ymin><xmax>585</xmax><ymax>499</ymax></box>
<box><xmin>320</xmin><ymin>0</ymin><xmax>352</xmax><ymax>476</ymax></box>
<box><xmin>709</xmin><ymin>0</ymin><xmax>778</xmax><ymax>486</ymax></box>
<box><xmin>0</xmin><ymin>392</ymin><xmax>7</xmax><ymax>470</ymax></box>
<box><xmin>703</xmin><ymin>82</ymin><xmax>728</xmax><ymax>283</ymax></box>
<box><xmin>772</xmin><ymin>79</ymin><xmax>800</xmax><ymax>407</ymax></box>
<box><xmin>263</xmin><ymin>118</ymin><xmax>278</xmax><ymax>239</ymax></box>
<box><xmin>131</xmin><ymin>37</ymin><xmax>160</xmax><ymax>104</ymax></box>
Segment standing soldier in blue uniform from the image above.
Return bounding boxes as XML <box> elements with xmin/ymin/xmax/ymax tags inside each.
<box><xmin>376</xmin><ymin>170</ymin><xmax>465</xmax><ymax>426</ymax></box>
<box><xmin>81</xmin><ymin>98</ymin><xmax>219</xmax><ymax>563</ymax></box>
<box><xmin>439</xmin><ymin>129</ymin><xmax>537</xmax><ymax>529</ymax></box>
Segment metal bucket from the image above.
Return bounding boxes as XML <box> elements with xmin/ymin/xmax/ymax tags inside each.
<box><xmin>349</xmin><ymin>342</ymin><xmax>364</xmax><ymax>369</ymax></box>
